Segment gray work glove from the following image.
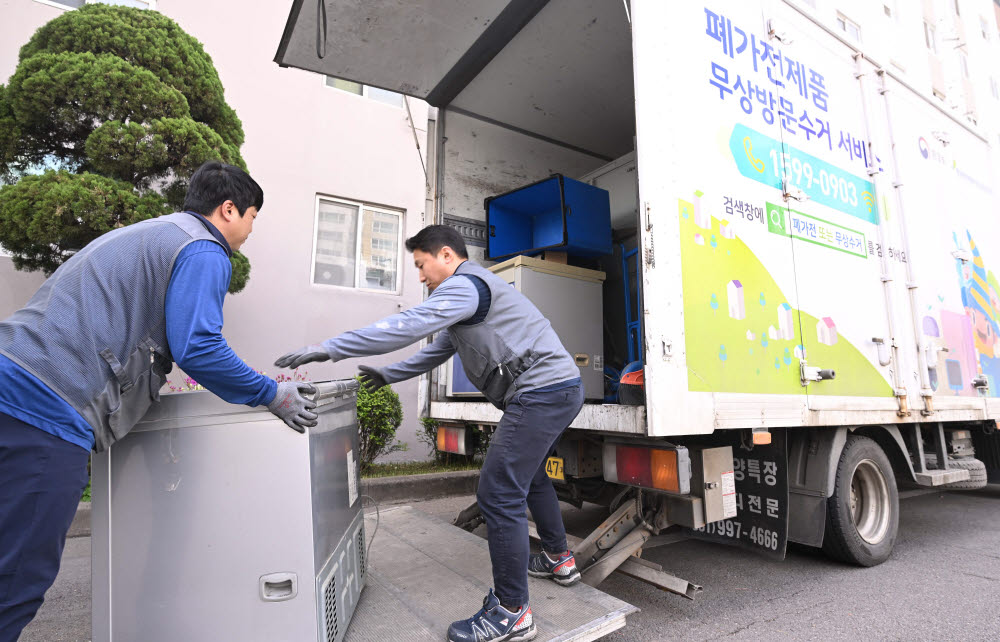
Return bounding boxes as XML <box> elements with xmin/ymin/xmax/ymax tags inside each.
<box><xmin>274</xmin><ymin>344</ymin><xmax>333</xmax><ymax>370</ymax></box>
<box><xmin>267</xmin><ymin>381</ymin><xmax>319</xmax><ymax>433</ymax></box>
<box><xmin>358</xmin><ymin>365</ymin><xmax>389</xmax><ymax>392</ymax></box>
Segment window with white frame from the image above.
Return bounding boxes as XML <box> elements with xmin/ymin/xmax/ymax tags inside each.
<box><xmin>836</xmin><ymin>13</ymin><xmax>861</xmax><ymax>42</ymax></box>
<box><xmin>312</xmin><ymin>196</ymin><xmax>403</xmax><ymax>293</ymax></box>
<box><xmin>325</xmin><ymin>77</ymin><xmax>405</xmax><ymax>108</ymax></box>
<box><xmin>925</xmin><ymin>21</ymin><xmax>938</xmax><ymax>53</ymax></box>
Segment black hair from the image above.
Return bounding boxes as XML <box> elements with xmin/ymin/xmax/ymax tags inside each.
<box><xmin>182</xmin><ymin>161</ymin><xmax>264</xmax><ymax>217</ymax></box>
<box><xmin>404</xmin><ymin>224</ymin><xmax>469</xmax><ymax>258</ymax></box>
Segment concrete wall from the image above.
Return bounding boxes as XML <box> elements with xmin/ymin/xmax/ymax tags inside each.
<box><xmin>0</xmin><ymin>0</ymin><xmax>431</xmax><ymax>461</ymax></box>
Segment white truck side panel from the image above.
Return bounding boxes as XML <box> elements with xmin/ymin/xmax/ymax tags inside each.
<box><xmin>632</xmin><ymin>0</ymin><xmax>1000</xmax><ymax>437</ymax></box>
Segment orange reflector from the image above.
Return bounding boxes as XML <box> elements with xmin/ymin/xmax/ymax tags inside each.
<box><xmin>752</xmin><ymin>430</ymin><xmax>772</xmax><ymax>445</ymax></box>
<box><xmin>436</xmin><ymin>427</ymin><xmax>447</xmax><ymax>452</ymax></box>
<box><xmin>650</xmin><ymin>448</ymin><xmax>679</xmax><ymax>492</ymax></box>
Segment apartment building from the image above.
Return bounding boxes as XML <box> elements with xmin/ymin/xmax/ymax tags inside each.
<box><xmin>0</xmin><ymin>0</ymin><xmax>432</xmax><ymax>460</ymax></box>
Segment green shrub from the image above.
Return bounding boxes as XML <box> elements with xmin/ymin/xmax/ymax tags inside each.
<box><xmin>418</xmin><ymin>416</ymin><xmax>448</xmax><ymax>463</ymax></box>
<box><xmin>356</xmin><ymin>378</ymin><xmax>407</xmax><ymax>470</ymax></box>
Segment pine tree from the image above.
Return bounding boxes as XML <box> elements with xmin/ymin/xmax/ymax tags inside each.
<box><xmin>0</xmin><ymin>4</ymin><xmax>252</xmax><ymax>292</ymax></box>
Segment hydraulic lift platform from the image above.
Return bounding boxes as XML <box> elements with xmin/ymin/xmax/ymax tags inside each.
<box><xmin>346</xmin><ymin>506</ymin><xmax>638</xmax><ymax>641</ymax></box>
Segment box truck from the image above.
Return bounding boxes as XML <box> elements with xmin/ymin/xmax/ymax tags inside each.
<box><xmin>275</xmin><ymin>0</ymin><xmax>1000</xmax><ymax>589</ymax></box>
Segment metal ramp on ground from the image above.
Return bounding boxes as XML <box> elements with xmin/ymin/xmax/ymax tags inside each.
<box><xmin>345</xmin><ymin>506</ymin><xmax>638</xmax><ymax>641</ymax></box>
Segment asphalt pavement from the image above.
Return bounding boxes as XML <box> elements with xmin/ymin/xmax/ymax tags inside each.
<box><xmin>18</xmin><ymin>486</ymin><xmax>1000</xmax><ymax>641</ymax></box>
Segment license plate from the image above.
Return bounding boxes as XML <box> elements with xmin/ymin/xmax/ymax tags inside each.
<box><xmin>545</xmin><ymin>456</ymin><xmax>565</xmax><ymax>481</ymax></box>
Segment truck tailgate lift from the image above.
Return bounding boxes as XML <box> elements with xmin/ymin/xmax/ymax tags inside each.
<box><xmin>347</xmin><ymin>506</ymin><xmax>637</xmax><ymax>641</ymax></box>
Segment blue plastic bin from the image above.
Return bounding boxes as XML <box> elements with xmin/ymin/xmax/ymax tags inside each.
<box><xmin>485</xmin><ymin>174</ymin><xmax>612</xmax><ymax>261</ymax></box>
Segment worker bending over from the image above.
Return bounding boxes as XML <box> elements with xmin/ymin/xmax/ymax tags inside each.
<box><xmin>0</xmin><ymin>162</ymin><xmax>316</xmax><ymax>640</ymax></box>
<box><xmin>276</xmin><ymin>224</ymin><xmax>584</xmax><ymax>642</ymax></box>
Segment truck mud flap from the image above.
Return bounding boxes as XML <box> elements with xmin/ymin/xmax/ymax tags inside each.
<box><xmin>682</xmin><ymin>429</ymin><xmax>789</xmax><ymax>560</ymax></box>
<box><xmin>346</xmin><ymin>506</ymin><xmax>637</xmax><ymax>642</ymax></box>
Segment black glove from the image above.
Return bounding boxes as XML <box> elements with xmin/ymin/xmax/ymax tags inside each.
<box><xmin>274</xmin><ymin>344</ymin><xmax>332</xmax><ymax>370</ymax></box>
<box><xmin>358</xmin><ymin>365</ymin><xmax>388</xmax><ymax>392</ymax></box>
<box><xmin>267</xmin><ymin>381</ymin><xmax>319</xmax><ymax>433</ymax></box>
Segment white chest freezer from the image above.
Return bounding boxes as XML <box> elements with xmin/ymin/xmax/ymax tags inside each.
<box><xmin>91</xmin><ymin>379</ymin><xmax>365</xmax><ymax>642</ymax></box>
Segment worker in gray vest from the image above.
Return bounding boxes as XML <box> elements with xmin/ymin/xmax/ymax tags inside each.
<box><xmin>0</xmin><ymin>162</ymin><xmax>317</xmax><ymax>640</ymax></box>
<box><xmin>275</xmin><ymin>224</ymin><xmax>584</xmax><ymax>642</ymax></box>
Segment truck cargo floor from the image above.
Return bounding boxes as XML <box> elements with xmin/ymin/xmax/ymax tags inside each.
<box><xmin>346</xmin><ymin>506</ymin><xmax>638</xmax><ymax>641</ymax></box>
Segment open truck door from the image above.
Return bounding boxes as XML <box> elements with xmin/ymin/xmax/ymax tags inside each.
<box><xmin>276</xmin><ymin>0</ymin><xmax>554</xmax><ymax>107</ymax></box>
<box><xmin>275</xmin><ymin>2</ymin><xmax>642</xmax><ymax>640</ymax></box>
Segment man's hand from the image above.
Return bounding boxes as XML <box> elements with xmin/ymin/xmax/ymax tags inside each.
<box><xmin>274</xmin><ymin>344</ymin><xmax>332</xmax><ymax>370</ymax></box>
<box><xmin>267</xmin><ymin>381</ymin><xmax>319</xmax><ymax>433</ymax></box>
<box><xmin>358</xmin><ymin>365</ymin><xmax>388</xmax><ymax>392</ymax></box>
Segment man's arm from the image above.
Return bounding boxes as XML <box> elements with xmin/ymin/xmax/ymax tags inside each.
<box><xmin>378</xmin><ymin>330</ymin><xmax>457</xmax><ymax>384</ymax></box>
<box><xmin>324</xmin><ymin>276</ymin><xmax>478</xmax><ymax>360</ymax></box>
<box><xmin>275</xmin><ymin>274</ymin><xmax>479</xmax><ymax>369</ymax></box>
<box><xmin>165</xmin><ymin>242</ymin><xmax>277</xmax><ymax>406</ymax></box>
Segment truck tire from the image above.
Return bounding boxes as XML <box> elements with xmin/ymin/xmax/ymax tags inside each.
<box><xmin>822</xmin><ymin>435</ymin><xmax>899</xmax><ymax>567</ymax></box>
<box><xmin>923</xmin><ymin>456</ymin><xmax>989</xmax><ymax>490</ymax></box>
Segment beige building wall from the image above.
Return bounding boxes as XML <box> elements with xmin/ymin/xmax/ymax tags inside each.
<box><xmin>0</xmin><ymin>0</ymin><xmax>431</xmax><ymax>460</ymax></box>
<box><xmin>0</xmin><ymin>0</ymin><xmax>54</xmax><ymax>306</ymax></box>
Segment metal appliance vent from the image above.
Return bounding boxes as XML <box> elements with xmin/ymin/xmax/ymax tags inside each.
<box><xmin>323</xmin><ymin>575</ymin><xmax>338</xmax><ymax>642</ymax></box>
<box><xmin>357</xmin><ymin>527</ymin><xmax>367</xmax><ymax>582</ymax></box>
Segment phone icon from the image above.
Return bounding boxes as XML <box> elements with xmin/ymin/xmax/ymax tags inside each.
<box><xmin>744</xmin><ymin>136</ymin><xmax>765</xmax><ymax>174</ymax></box>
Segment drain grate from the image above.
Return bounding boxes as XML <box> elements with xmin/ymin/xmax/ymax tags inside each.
<box><xmin>323</xmin><ymin>575</ymin><xmax>338</xmax><ymax>642</ymax></box>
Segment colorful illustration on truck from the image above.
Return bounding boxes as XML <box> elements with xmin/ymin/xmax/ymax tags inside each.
<box><xmin>678</xmin><ymin>195</ymin><xmax>892</xmax><ymax>397</ymax></box>
<box><xmin>920</xmin><ymin>231</ymin><xmax>1000</xmax><ymax>396</ymax></box>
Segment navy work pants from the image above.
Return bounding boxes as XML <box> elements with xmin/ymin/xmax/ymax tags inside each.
<box><xmin>0</xmin><ymin>412</ymin><xmax>89</xmax><ymax>642</ymax></box>
<box><xmin>476</xmin><ymin>383</ymin><xmax>585</xmax><ymax>607</ymax></box>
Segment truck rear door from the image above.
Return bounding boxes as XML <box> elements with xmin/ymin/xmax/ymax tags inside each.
<box><xmin>631</xmin><ymin>0</ymin><xmax>809</xmax><ymax>436</ymax></box>
<box><xmin>763</xmin><ymin>1</ymin><xmax>900</xmax><ymax>410</ymax></box>
<box><xmin>276</xmin><ymin>0</ymin><xmax>544</xmax><ymax>106</ymax></box>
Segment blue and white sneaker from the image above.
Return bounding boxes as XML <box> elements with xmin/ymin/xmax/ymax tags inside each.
<box><xmin>447</xmin><ymin>589</ymin><xmax>536</xmax><ymax>642</ymax></box>
<box><xmin>527</xmin><ymin>550</ymin><xmax>581</xmax><ymax>586</ymax></box>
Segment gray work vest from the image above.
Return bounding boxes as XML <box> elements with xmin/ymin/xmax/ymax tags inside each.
<box><xmin>0</xmin><ymin>213</ymin><xmax>225</xmax><ymax>452</ymax></box>
<box><xmin>449</xmin><ymin>260</ymin><xmax>580</xmax><ymax>409</ymax></box>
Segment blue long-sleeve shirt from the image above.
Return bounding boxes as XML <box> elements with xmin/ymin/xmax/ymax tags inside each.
<box><xmin>164</xmin><ymin>240</ymin><xmax>276</xmax><ymax>406</ymax></box>
<box><xmin>0</xmin><ymin>222</ymin><xmax>275</xmax><ymax>451</ymax></box>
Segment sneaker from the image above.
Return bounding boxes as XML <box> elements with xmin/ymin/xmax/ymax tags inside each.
<box><xmin>528</xmin><ymin>549</ymin><xmax>581</xmax><ymax>586</ymax></box>
<box><xmin>447</xmin><ymin>589</ymin><xmax>536</xmax><ymax>642</ymax></box>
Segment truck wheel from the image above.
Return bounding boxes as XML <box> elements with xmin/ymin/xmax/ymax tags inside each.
<box><xmin>822</xmin><ymin>435</ymin><xmax>899</xmax><ymax>567</ymax></box>
<box><xmin>924</xmin><ymin>456</ymin><xmax>988</xmax><ymax>490</ymax></box>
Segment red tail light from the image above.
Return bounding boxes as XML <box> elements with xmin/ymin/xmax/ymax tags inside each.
<box><xmin>604</xmin><ymin>442</ymin><xmax>690</xmax><ymax>494</ymax></box>
<box><xmin>436</xmin><ymin>425</ymin><xmax>470</xmax><ymax>455</ymax></box>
